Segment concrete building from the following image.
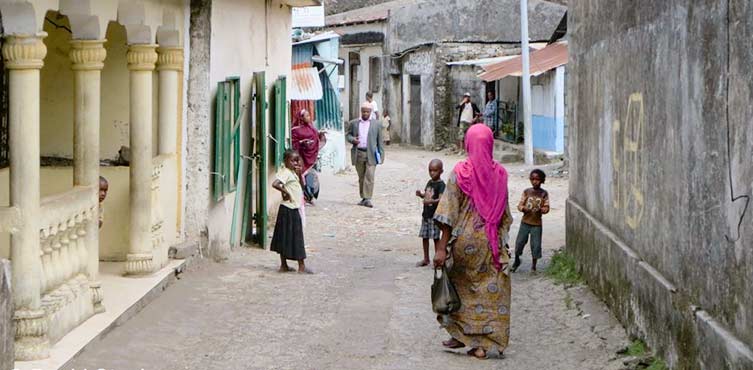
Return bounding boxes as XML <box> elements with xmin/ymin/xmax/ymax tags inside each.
<box><xmin>321</xmin><ymin>0</ymin><xmax>565</xmax><ymax>148</ymax></box>
<box><xmin>567</xmin><ymin>1</ymin><xmax>753</xmax><ymax>369</ymax></box>
<box><xmin>0</xmin><ymin>0</ymin><xmax>317</xmax><ymax>366</ymax></box>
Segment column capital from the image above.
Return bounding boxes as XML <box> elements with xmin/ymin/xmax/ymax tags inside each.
<box><xmin>2</xmin><ymin>33</ymin><xmax>47</xmax><ymax>70</ymax></box>
<box><xmin>69</xmin><ymin>40</ymin><xmax>107</xmax><ymax>71</ymax></box>
<box><xmin>127</xmin><ymin>44</ymin><xmax>158</xmax><ymax>72</ymax></box>
<box><xmin>157</xmin><ymin>46</ymin><xmax>184</xmax><ymax>71</ymax></box>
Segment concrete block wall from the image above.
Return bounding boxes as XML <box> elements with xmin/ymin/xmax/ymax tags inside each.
<box><xmin>567</xmin><ymin>1</ymin><xmax>753</xmax><ymax>369</ymax></box>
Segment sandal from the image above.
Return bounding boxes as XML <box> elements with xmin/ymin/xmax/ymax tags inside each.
<box><xmin>442</xmin><ymin>338</ymin><xmax>465</xmax><ymax>349</ymax></box>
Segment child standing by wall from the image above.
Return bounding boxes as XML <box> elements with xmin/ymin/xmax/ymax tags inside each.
<box><xmin>271</xmin><ymin>149</ymin><xmax>311</xmax><ymax>274</ymax></box>
<box><xmin>512</xmin><ymin>169</ymin><xmax>550</xmax><ymax>272</ymax></box>
<box><xmin>415</xmin><ymin>159</ymin><xmax>445</xmax><ymax>267</ymax></box>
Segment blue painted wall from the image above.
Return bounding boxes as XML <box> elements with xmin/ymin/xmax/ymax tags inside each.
<box><xmin>532</xmin><ymin>115</ymin><xmax>564</xmax><ymax>153</ymax></box>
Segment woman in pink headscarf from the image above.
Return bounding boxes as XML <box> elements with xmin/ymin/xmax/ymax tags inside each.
<box><xmin>291</xmin><ymin>109</ymin><xmax>326</xmax><ymax>204</ymax></box>
<box><xmin>433</xmin><ymin>124</ymin><xmax>512</xmax><ymax>359</ymax></box>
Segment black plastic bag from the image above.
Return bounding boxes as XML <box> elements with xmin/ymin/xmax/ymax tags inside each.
<box><xmin>431</xmin><ymin>267</ymin><xmax>461</xmax><ymax>314</ymax></box>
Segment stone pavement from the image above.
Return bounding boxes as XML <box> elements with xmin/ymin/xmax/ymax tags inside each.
<box><xmin>69</xmin><ymin>148</ymin><xmax>630</xmax><ymax>370</ymax></box>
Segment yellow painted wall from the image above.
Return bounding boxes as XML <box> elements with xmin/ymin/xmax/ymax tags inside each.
<box><xmin>40</xmin><ymin>17</ymin><xmax>163</xmax><ymax>162</ymax></box>
<box><xmin>0</xmin><ymin>159</ymin><xmax>179</xmax><ymax>262</ymax></box>
<box><xmin>207</xmin><ymin>0</ymin><xmax>292</xmax><ymax>246</ymax></box>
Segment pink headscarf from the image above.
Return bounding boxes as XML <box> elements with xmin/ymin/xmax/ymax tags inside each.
<box><xmin>454</xmin><ymin>124</ymin><xmax>509</xmax><ymax>270</ymax></box>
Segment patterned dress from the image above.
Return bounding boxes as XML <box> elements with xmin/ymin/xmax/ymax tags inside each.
<box><xmin>433</xmin><ymin>173</ymin><xmax>513</xmax><ymax>353</ymax></box>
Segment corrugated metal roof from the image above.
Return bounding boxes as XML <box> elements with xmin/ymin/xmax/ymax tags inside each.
<box><xmin>446</xmin><ymin>55</ymin><xmax>516</xmax><ymax>67</ymax></box>
<box><xmin>479</xmin><ymin>41</ymin><xmax>568</xmax><ymax>81</ymax></box>
<box><xmin>292</xmin><ymin>43</ymin><xmax>315</xmax><ymax>66</ymax></box>
<box><xmin>290</xmin><ymin>67</ymin><xmax>324</xmax><ymax>100</ymax></box>
<box><xmin>315</xmin><ymin>71</ymin><xmax>342</xmax><ymax>130</ymax></box>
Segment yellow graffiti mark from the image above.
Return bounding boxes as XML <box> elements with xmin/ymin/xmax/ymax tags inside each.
<box><xmin>612</xmin><ymin>93</ymin><xmax>645</xmax><ymax>230</ymax></box>
<box><xmin>611</xmin><ymin>119</ymin><xmax>621</xmax><ymax>210</ymax></box>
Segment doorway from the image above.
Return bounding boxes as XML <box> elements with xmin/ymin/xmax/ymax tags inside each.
<box><xmin>409</xmin><ymin>76</ymin><xmax>422</xmax><ymax>145</ymax></box>
<box><xmin>349</xmin><ymin>52</ymin><xmax>360</xmax><ymax>120</ymax></box>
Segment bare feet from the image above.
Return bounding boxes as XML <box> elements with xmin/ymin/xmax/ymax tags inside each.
<box><xmin>467</xmin><ymin>348</ymin><xmax>487</xmax><ymax>359</ymax></box>
<box><xmin>278</xmin><ymin>266</ymin><xmax>295</xmax><ymax>273</ymax></box>
<box><xmin>297</xmin><ymin>268</ymin><xmax>314</xmax><ymax>274</ymax></box>
<box><xmin>442</xmin><ymin>338</ymin><xmax>465</xmax><ymax>349</ymax></box>
<box><xmin>416</xmin><ymin>260</ymin><xmax>430</xmax><ymax>267</ymax></box>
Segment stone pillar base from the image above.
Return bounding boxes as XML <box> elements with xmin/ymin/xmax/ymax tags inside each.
<box><xmin>125</xmin><ymin>253</ymin><xmax>155</xmax><ymax>275</ymax></box>
<box><xmin>13</xmin><ymin>309</ymin><xmax>49</xmax><ymax>361</ymax></box>
<box><xmin>90</xmin><ymin>282</ymin><xmax>105</xmax><ymax>314</ymax></box>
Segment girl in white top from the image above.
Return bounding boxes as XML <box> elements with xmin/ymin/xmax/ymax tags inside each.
<box><xmin>270</xmin><ymin>149</ymin><xmax>312</xmax><ymax>273</ymax></box>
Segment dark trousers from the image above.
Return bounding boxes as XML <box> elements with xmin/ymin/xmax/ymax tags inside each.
<box><xmin>515</xmin><ymin>222</ymin><xmax>543</xmax><ymax>259</ymax></box>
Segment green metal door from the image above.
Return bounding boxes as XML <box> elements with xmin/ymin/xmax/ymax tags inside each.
<box><xmin>255</xmin><ymin>72</ymin><xmax>268</xmax><ymax>247</ymax></box>
<box><xmin>241</xmin><ymin>72</ymin><xmax>268</xmax><ymax>247</ymax></box>
<box><xmin>273</xmin><ymin>76</ymin><xmax>288</xmax><ymax>167</ymax></box>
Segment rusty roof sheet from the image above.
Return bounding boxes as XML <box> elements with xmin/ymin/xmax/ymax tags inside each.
<box><xmin>479</xmin><ymin>41</ymin><xmax>568</xmax><ymax>81</ymax></box>
<box><xmin>290</xmin><ymin>67</ymin><xmax>323</xmax><ymax>101</ymax></box>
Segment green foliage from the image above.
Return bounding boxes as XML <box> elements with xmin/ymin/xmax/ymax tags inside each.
<box><xmin>626</xmin><ymin>340</ymin><xmax>648</xmax><ymax>356</ymax></box>
<box><xmin>646</xmin><ymin>359</ymin><xmax>668</xmax><ymax>370</ymax></box>
<box><xmin>545</xmin><ymin>249</ymin><xmax>583</xmax><ymax>286</ymax></box>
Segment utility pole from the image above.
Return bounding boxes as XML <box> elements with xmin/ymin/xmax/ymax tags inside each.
<box><xmin>520</xmin><ymin>0</ymin><xmax>534</xmax><ymax>165</ymax></box>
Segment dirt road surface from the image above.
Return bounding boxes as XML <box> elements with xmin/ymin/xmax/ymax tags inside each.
<box><xmin>69</xmin><ymin>147</ymin><xmax>630</xmax><ymax>370</ymax></box>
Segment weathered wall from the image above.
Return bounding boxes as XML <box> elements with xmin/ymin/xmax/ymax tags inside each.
<box><xmin>323</xmin><ymin>0</ymin><xmax>395</xmax><ymax>15</ymax></box>
<box><xmin>186</xmin><ymin>0</ymin><xmax>291</xmax><ymax>256</ymax></box>
<box><xmin>400</xmin><ymin>47</ymin><xmax>434</xmax><ymax>147</ymax></box>
<box><xmin>388</xmin><ymin>0</ymin><xmax>565</xmax><ymax>53</ymax></box>
<box><xmin>0</xmin><ymin>259</ymin><xmax>12</xmax><ymax>370</ymax></box>
<box><xmin>185</xmin><ymin>0</ymin><xmax>212</xmax><ymax>245</ymax></box>
<box><xmin>567</xmin><ymin>1</ymin><xmax>753</xmax><ymax>369</ymax></box>
<box><xmin>340</xmin><ymin>43</ymin><xmax>384</xmax><ymax>121</ymax></box>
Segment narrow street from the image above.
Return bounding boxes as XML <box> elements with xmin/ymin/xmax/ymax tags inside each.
<box><xmin>69</xmin><ymin>148</ymin><xmax>629</xmax><ymax>370</ymax></box>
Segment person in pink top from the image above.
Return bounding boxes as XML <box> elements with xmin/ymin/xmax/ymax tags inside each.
<box><xmin>346</xmin><ymin>102</ymin><xmax>385</xmax><ymax>208</ymax></box>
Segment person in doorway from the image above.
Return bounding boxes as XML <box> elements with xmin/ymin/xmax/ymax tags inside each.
<box><xmin>99</xmin><ymin>176</ymin><xmax>109</xmax><ymax>229</ymax></box>
<box><xmin>365</xmin><ymin>92</ymin><xmax>379</xmax><ymax>120</ymax></box>
<box><xmin>346</xmin><ymin>102</ymin><xmax>385</xmax><ymax>208</ymax></box>
<box><xmin>271</xmin><ymin>149</ymin><xmax>312</xmax><ymax>274</ymax></box>
<box><xmin>433</xmin><ymin>124</ymin><xmax>512</xmax><ymax>359</ymax></box>
<box><xmin>415</xmin><ymin>159</ymin><xmax>445</xmax><ymax>267</ymax></box>
<box><xmin>381</xmin><ymin>109</ymin><xmax>392</xmax><ymax>146</ymax></box>
<box><xmin>512</xmin><ymin>169</ymin><xmax>550</xmax><ymax>273</ymax></box>
<box><xmin>484</xmin><ymin>91</ymin><xmax>498</xmax><ymax>135</ymax></box>
<box><xmin>456</xmin><ymin>92</ymin><xmax>480</xmax><ymax>150</ymax></box>
<box><xmin>291</xmin><ymin>109</ymin><xmax>326</xmax><ymax>205</ymax></box>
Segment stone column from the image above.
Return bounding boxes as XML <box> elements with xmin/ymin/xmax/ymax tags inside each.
<box><xmin>125</xmin><ymin>44</ymin><xmax>157</xmax><ymax>275</ymax></box>
<box><xmin>157</xmin><ymin>47</ymin><xmax>183</xmax><ymax>154</ymax></box>
<box><xmin>70</xmin><ymin>39</ymin><xmax>106</xmax><ymax>312</ymax></box>
<box><xmin>3</xmin><ymin>33</ymin><xmax>50</xmax><ymax>361</ymax></box>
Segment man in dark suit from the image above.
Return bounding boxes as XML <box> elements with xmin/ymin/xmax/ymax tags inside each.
<box><xmin>346</xmin><ymin>102</ymin><xmax>385</xmax><ymax>208</ymax></box>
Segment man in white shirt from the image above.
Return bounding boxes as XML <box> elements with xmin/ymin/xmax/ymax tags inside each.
<box><xmin>365</xmin><ymin>92</ymin><xmax>379</xmax><ymax>120</ymax></box>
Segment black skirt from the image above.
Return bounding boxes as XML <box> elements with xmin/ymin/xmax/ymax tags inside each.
<box><xmin>271</xmin><ymin>205</ymin><xmax>306</xmax><ymax>260</ymax></box>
